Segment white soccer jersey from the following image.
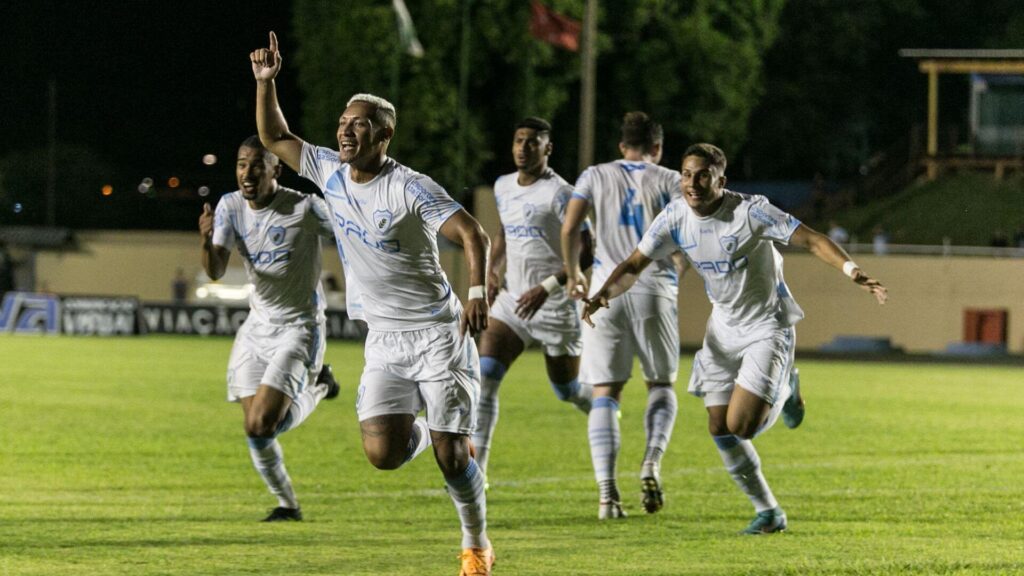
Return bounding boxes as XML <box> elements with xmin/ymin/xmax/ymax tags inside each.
<box><xmin>638</xmin><ymin>190</ymin><xmax>805</xmax><ymax>328</ymax></box>
<box><xmin>494</xmin><ymin>168</ymin><xmax>578</xmax><ymax>301</ymax></box>
<box><xmin>299</xmin><ymin>144</ymin><xmax>464</xmax><ymax>331</ymax></box>
<box><xmin>212</xmin><ymin>186</ymin><xmax>332</xmax><ymax>325</ymax></box>
<box><xmin>574</xmin><ymin>160</ymin><xmax>682</xmax><ymax>298</ymax></box>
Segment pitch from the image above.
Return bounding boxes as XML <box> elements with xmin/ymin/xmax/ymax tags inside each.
<box><xmin>1</xmin><ymin>335</ymin><xmax>1021</xmax><ymax>575</ymax></box>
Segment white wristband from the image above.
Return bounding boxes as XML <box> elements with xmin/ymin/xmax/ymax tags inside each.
<box><xmin>540</xmin><ymin>275</ymin><xmax>561</xmax><ymax>294</ymax></box>
<box><xmin>842</xmin><ymin>261</ymin><xmax>859</xmax><ymax>278</ymax></box>
<box><xmin>468</xmin><ymin>285</ymin><xmax>485</xmax><ymax>301</ymax></box>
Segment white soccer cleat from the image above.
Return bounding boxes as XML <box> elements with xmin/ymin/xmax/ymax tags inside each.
<box><xmin>598</xmin><ymin>500</ymin><xmax>627</xmax><ymax>520</ymax></box>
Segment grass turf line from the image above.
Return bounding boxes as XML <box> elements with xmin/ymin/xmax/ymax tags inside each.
<box><xmin>1</xmin><ymin>335</ymin><xmax>1022</xmax><ymax>575</ymax></box>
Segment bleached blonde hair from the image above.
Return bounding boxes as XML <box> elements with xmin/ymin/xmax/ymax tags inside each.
<box><xmin>347</xmin><ymin>93</ymin><xmax>397</xmax><ymax>131</ymax></box>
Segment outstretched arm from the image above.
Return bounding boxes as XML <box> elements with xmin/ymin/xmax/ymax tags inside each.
<box><xmin>560</xmin><ymin>197</ymin><xmax>590</xmax><ymax>299</ymax></box>
<box><xmin>252</xmin><ymin>31</ymin><xmax>304</xmax><ymax>172</ymax></box>
<box><xmin>199</xmin><ymin>203</ymin><xmax>230</xmax><ymax>280</ymax></box>
<box><xmin>439</xmin><ymin>209</ymin><xmax>492</xmax><ymax>337</ymax></box>
<box><xmin>789</xmin><ymin>223</ymin><xmax>888</xmax><ymax>304</ymax></box>
<box><xmin>581</xmin><ymin>248</ymin><xmax>653</xmax><ymax>327</ymax></box>
<box><xmin>487</xmin><ymin>225</ymin><xmax>506</xmax><ymax>305</ymax></box>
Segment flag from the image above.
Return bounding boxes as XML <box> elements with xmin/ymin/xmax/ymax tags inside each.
<box><xmin>529</xmin><ymin>0</ymin><xmax>581</xmax><ymax>52</ymax></box>
<box><xmin>392</xmin><ymin>0</ymin><xmax>425</xmax><ymax>58</ymax></box>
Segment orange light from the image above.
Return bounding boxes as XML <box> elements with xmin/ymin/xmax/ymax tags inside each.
<box><xmin>101</xmin><ymin>185</ymin><xmax>113</xmax><ymax>196</ymax></box>
<box><xmin>168</xmin><ymin>176</ymin><xmax>181</xmax><ymax>188</ymax></box>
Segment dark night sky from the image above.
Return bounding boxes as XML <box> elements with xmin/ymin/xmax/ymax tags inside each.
<box><xmin>2</xmin><ymin>1</ymin><xmax>315</xmax><ymax>226</ymax></box>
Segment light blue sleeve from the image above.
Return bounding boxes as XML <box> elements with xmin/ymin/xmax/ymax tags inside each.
<box><xmin>637</xmin><ymin>204</ymin><xmax>680</xmax><ymax>261</ymax></box>
<box><xmin>748</xmin><ymin>196</ymin><xmax>801</xmax><ymax>244</ymax></box>
<box><xmin>408</xmin><ymin>176</ymin><xmax>462</xmax><ymax>233</ymax></box>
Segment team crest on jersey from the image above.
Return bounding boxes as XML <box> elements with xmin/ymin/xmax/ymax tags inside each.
<box><xmin>720</xmin><ymin>235</ymin><xmax>738</xmax><ymax>254</ymax></box>
<box><xmin>373</xmin><ymin>209</ymin><xmax>394</xmax><ymax>233</ymax></box>
<box><xmin>522</xmin><ymin>203</ymin><xmax>536</xmax><ymax>221</ymax></box>
<box><xmin>268</xmin><ymin>225</ymin><xmax>286</xmax><ymax>246</ymax></box>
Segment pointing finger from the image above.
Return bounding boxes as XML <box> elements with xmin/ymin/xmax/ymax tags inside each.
<box><xmin>269</xmin><ymin>31</ymin><xmax>278</xmax><ymax>52</ymax></box>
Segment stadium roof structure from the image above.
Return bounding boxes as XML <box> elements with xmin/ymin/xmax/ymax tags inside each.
<box><xmin>900</xmin><ymin>49</ymin><xmax>1024</xmax><ymax>178</ymax></box>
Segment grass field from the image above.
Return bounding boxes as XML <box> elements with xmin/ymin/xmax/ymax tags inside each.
<box><xmin>1</xmin><ymin>334</ymin><xmax>1022</xmax><ymax>575</ymax></box>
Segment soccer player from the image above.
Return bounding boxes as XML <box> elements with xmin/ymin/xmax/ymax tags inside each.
<box><xmin>251</xmin><ymin>32</ymin><xmax>495</xmax><ymax>575</ymax></box>
<box><xmin>561</xmin><ymin>111</ymin><xmax>685</xmax><ymax>519</ymax></box>
<box><xmin>471</xmin><ymin>117</ymin><xmax>593</xmax><ymax>480</ymax></box>
<box><xmin>583</xmin><ymin>143</ymin><xmax>888</xmax><ymax>534</ymax></box>
<box><xmin>199</xmin><ymin>135</ymin><xmax>340</xmax><ymax>522</ymax></box>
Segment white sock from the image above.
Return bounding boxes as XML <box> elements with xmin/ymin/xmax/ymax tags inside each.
<box><xmin>276</xmin><ymin>381</ymin><xmax>328</xmax><ymax>436</ymax></box>
<box><xmin>589</xmin><ymin>396</ymin><xmax>621</xmax><ymax>502</ymax></box>
<box><xmin>713</xmin><ymin>434</ymin><xmax>778</xmax><ymax>512</ymax></box>
<box><xmin>247</xmin><ymin>437</ymin><xmax>298</xmax><ymax>509</ymax></box>
<box><xmin>471</xmin><ymin>357</ymin><xmax>506</xmax><ymax>474</ymax></box>
<box><xmin>404</xmin><ymin>417</ymin><xmax>432</xmax><ymax>464</ymax></box>
<box><xmin>643</xmin><ymin>386</ymin><xmax>677</xmax><ymax>464</ymax></box>
<box><xmin>445</xmin><ymin>459</ymin><xmax>490</xmax><ymax>550</ymax></box>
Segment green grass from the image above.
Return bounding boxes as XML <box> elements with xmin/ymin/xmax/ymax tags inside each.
<box><xmin>838</xmin><ymin>173</ymin><xmax>1024</xmax><ymax>246</ymax></box>
<box><xmin>1</xmin><ymin>335</ymin><xmax>1022</xmax><ymax>575</ymax></box>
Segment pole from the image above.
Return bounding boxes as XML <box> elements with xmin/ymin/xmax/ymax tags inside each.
<box><xmin>46</xmin><ymin>77</ymin><xmax>57</xmax><ymax>227</ymax></box>
<box><xmin>578</xmin><ymin>0</ymin><xmax>597</xmax><ymax>173</ymax></box>
<box><xmin>457</xmin><ymin>0</ymin><xmax>472</xmax><ymax>200</ymax></box>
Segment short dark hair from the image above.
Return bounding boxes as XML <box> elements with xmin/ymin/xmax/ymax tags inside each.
<box><xmin>241</xmin><ymin>135</ymin><xmax>264</xmax><ymax>150</ymax></box>
<box><xmin>683</xmin><ymin>143</ymin><xmax>727</xmax><ymax>173</ymax></box>
<box><xmin>516</xmin><ymin>116</ymin><xmax>552</xmax><ymax>134</ymax></box>
<box><xmin>239</xmin><ymin>135</ymin><xmax>279</xmax><ymax>164</ymax></box>
<box><xmin>621</xmin><ymin>111</ymin><xmax>661</xmax><ymax>149</ymax></box>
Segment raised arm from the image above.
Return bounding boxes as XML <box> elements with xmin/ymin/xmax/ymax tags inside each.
<box><xmin>439</xmin><ymin>209</ymin><xmax>492</xmax><ymax>337</ymax></box>
<box><xmin>199</xmin><ymin>203</ymin><xmax>231</xmax><ymax>280</ymax></box>
<box><xmin>581</xmin><ymin>248</ymin><xmax>653</xmax><ymax>326</ymax></box>
<box><xmin>789</xmin><ymin>223</ymin><xmax>888</xmax><ymax>304</ymax></box>
<box><xmin>252</xmin><ymin>31</ymin><xmax>304</xmax><ymax>172</ymax></box>
<box><xmin>560</xmin><ymin>197</ymin><xmax>590</xmax><ymax>299</ymax></box>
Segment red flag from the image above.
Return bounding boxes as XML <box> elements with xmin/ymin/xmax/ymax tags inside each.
<box><xmin>529</xmin><ymin>0</ymin><xmax>581</xmax><ymax>52</ymax></box>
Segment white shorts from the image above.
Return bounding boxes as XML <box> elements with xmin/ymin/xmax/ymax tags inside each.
<box><xmin>226</xmin><ymin>317</ymin><xmax>326</xmax><ymax>402</ymax></box>
<box><xmin>356</xmin><ymin>320</ymin><xmax>480</xmax><ymax>435</ymax></box>
<box><xmin>689</xmin><ymin>318</ymin><xmax>796</xmax><ymax>406</ymax></box>
<box><xmin>579</xmin><ymin>292</ymin><xmax>679</xmax><ymax>385</ymax></box>
<box><xmin>488</xmin><ymin>290</ymin><xmax>582</xmax><ymax>357</ymax></box>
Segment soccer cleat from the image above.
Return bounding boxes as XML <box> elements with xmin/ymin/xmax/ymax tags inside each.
<box><xmin>741</xmin><ymin>507</ymin><xmax>787</xmax><ymax>534</ymax></box>
<box><xmin>262</xmin><ymin>506</ymin><xmax>302</xmax><ymax>522</ymax></box>
<box><xmin>317</xmin><ymin>364</ymin><xmax>340</xmax><ymax>400</ymax></box>
<box><xmin>782</xmin><ymin>368</ymin><xmax>804</xmax><ymax>429</ymax></box>
<box><xmin>458</xmin><ymin>546</ymin><xmax>495</xmax><ymax>576</ymax></box>
<box><xmin>640</xmin><ymin>461</ymin><xmax>663</xmax><ymax>514</ymax></box>
<box><xmin>598</xmin><ymin>500</ymin><xmax>627</xmax><ymax>520</ymax></box>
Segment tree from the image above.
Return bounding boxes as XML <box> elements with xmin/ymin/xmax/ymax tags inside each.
<box><xmin>291</xmin><ymin>0</ymin><xmax>784</xmax><ymax>192</ymax></box>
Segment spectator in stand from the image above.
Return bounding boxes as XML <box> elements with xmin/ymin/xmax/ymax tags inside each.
<box><xmin>872</xmin><ymin>225</ymin><xmax>890</xmax><ymax>255</ymax></box>
<box><xmin>827</xmin><ymin>221</ymin><xmax>850</xmax><ymax>245</ymax></box>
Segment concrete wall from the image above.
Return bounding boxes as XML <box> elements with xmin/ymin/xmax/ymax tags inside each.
<box><xmin>32</xmin><ymin>224</ymin><xmax>1024</xmax><ymax>354</ymax></box>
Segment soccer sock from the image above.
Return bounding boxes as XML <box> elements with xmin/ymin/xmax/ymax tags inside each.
<box><xmin>445</xmin><ymin>458</ymin><xmax>490</xmax><ymax>550</ymax></box>
<box><xmin>247</xmin><ymin>437</ymin><xmax>298</xmax><ymax>509</ymax></box>
<box><xmin>550</xmin><ymin>378</ymin><xmax>593</xmax><ymax>413</ymax></box>
<box><xmin>471</xmin><ymin>356</ymin><xmax>507</xmax><ymax>474</ymax></box>
<box><xmin>275</xmin><ymin>381</ymin><xmax>329</xmax><ymax>436</ymax></box>
<box><xmin>712</xmin><ymin>434</ymin><xmax>778</xmax><ymax>512</ymax></box>
<box><xmin>589</xmin><ymin>396</ymin><xmax>621</xmax><ymax>503</ymax></box>
<box><xmin>403</xmin><ymin>417</ymin><xmax>432</xmax><ymax>464</ymax></box>
<box><xmin>643</xmin><ymin>386</ymin><xmax>678</xmax><ymax>465</ymax></box>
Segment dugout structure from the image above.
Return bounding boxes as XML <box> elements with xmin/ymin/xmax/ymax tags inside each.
<box><xmin>900</xmin><ymin>48</ymin><xmax>1024</xmax><ymax>180</ymax></box>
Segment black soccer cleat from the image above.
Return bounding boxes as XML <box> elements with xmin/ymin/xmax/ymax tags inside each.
<box><xmin>317</xmin><ymin>364</ymin><xmax>340</xmax><ymax>400</ymax></box>
<box><xmin>262</xmin><ymin>506</ymin><xmax>303</xmax><ymax>522</ymax></box>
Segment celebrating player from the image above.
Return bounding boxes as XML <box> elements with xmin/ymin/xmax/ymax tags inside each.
<box><xmin>251</xmin><ymin>32</ymin><xmax>495</xmax><ymax>575</ymax></box>
<box><xmin>561</xmin><ymin>112</ymin><xmax>685</xmax><ymax>519</ymax></box>
<box><xmin>471</xmin><ymin>117</ymin><xmax>593</xmax><ymax>481</ymax></box>
<box><xmin>199</xmin><ymin>135</ymin><xmax>340</xmax><ymax>522</ymax></box>
<box><xmin>583</xmin><ymin>143</ymin><xmax>888</xmax><ymax>533</ymax></box>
